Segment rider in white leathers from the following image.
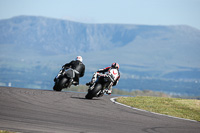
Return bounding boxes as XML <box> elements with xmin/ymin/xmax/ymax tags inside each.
<box><xmin>86</xmin><ymin>63</ymin><xmax>120</xmax><ymax>95</ymax></box>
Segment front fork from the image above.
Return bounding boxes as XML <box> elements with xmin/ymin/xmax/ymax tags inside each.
<box><xmin>57</xmin><ymin>69</ymin><xmax>64</xmax><ymax>78</ymax></box>
<box><xmin>67</xmin><ymin>78</ymin><xmax>73</xmax><ymax>88</ymax></box>
<box><xmin>54</xmin><ymin>69</ymin><xmax>64</xmax><ymax>82</ymax></box>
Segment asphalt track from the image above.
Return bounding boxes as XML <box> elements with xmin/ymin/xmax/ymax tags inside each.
<box><xmin>0</xmin><ymin>87</ymin><xmax>200</xmax><ymax>133</ymax></box>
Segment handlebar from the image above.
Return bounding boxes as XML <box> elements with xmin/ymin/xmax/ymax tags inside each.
<box><xmin>62</xmin><ymin>66</ymin><xmax>70</xmax><ymax>69</ymax></box>
<box><xmin>62</xmin><ymin>67</ymin><xmax>79</xmax><ymax>74</ymax></box>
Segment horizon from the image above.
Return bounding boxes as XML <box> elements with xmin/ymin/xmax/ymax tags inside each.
<box><xmin>0</xmin><ymin>15</ymin><xmax>198</xmax><ymax>30</ymax></box>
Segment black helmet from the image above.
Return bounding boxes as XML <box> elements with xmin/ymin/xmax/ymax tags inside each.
<box><xmin>111</xmin><ymin>63</ymin><xmax>119</xmax><ymax>70</ymax></box>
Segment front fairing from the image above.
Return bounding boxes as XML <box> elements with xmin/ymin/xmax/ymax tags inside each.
<box><xmin>95</xmin><ymin>76</ymin><xmax>110</xmax><ymax>89</ymax></box>
<box><xmin>64</xmin><ymin>69</ymin><xmax>75</xmax><ymax>79</ymax></box>
<box><xmin>55</xmin><ymin>68</ymin><xmax>75</xmax><ymax>82</ymax></box>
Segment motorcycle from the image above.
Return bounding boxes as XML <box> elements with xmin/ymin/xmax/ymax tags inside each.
<box><xmin>85</xmin><ymin>73</ymin><xmax>114</xmax><ymax>99</ymax></box>
<box><xmin>53</xmin><ymin>67</ymin><xmax>79</xmax><ymax>91</ymax></box>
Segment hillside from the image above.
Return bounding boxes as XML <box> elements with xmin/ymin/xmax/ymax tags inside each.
<box><xmin>0</xmin><ymin>16</ymin><xmax>200</xmax><ymax>95</ymax></box>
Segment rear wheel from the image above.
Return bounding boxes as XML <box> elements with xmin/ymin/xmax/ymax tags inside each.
<box><xmin>85</xmin><ymin>84</ymin><xmax>102</xmax><ymax>99</ymax></box>
<box><xmin>53</xmin><ymin>78</ymin><xmax>68</xmax><ymax>91</ymax></box>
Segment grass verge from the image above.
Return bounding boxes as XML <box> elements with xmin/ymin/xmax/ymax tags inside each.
<box><xmin>116</xmin><ymin>96</ymin><xmax>200</xmax><ymax>121</ymax></box>
<box><xmin>0</xmin><ymin>130</ymin><xmax>15</xmax><ymax>133</ymax></box>
<box><xmin>65</xmin><ymin>85</ymin><xmax>169</xmax><ymax>97</ymax></box>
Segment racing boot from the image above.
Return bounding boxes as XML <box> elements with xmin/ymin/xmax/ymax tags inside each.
<box><xmin>106</xmin><ymin>89</ymin><xmax>112</xmax><ymax>95</ymax></box>
<box><xmin>86</xmin><ymin>82</ymin><xmax>92</xmax><ymax>86</ymax></box>
<box><xmin>73</xmin><ymin>81</ymin><xmax>79</xmax><ymax>86</ymax></box>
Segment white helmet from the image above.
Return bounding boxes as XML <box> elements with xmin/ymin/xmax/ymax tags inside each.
<box><xmin>76</xmin><ymin>56</ymin><xmax>83</xmax><ymax>62</ymax></box>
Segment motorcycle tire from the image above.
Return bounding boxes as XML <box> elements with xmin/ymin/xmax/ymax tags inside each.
<box><xmin>85</xmin><ymin>84</ymin><xmax>102</xmax><ymax>99</ymax></box>
<box><xmin>53</xmin><ymin>78</ymin><xmax>68</xmax><ymax>91</ymax></box>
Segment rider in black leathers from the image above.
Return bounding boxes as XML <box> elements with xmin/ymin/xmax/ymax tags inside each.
<box><xmin>61</xmin><ymin>56</ymin><xmax>85</xmax><ymax>86</ymax></box>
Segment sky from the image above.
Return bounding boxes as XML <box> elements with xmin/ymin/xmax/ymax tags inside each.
<box><xmin>0</xmin><ymin>0</ymin><xmax>200</xmax><ymax>29</ymax></box>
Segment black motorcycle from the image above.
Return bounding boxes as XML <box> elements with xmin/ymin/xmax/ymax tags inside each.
<box><xmin>53</xmin><ymin>67</ymin><xmax>79</xmax><ymax>91</ymax></box>
<box><xmin>85</xmin><ymin>73</ymin><xmax>114</xmax><ymax>99</ymax></box>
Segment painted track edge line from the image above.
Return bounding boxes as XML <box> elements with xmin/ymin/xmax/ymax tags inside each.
<box><xmin>110</xmin><ymin>97</ymin><xmax>197</xmax><ymax>122</ymax></box>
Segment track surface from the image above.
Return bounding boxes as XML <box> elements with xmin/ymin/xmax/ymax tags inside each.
<box><xmin>0</xmin><ymin>87</ymin><xmax>200</xmax><ymax>133</ymax></box>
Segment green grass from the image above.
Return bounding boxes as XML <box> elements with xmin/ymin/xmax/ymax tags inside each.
<box><xmin>116</xmin><ymin>96</ymin><xmax>200</xmax><ymax>121</ymax></box>
<box><xmin>0</xmin><ymin>130</ymin><xmax>15</xmax><ymax>133</ymax></box>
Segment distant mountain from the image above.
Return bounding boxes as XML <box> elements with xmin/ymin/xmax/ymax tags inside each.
<box><xmin>1</xmin><ymin>16</ymin><xmax>199</xmax><ymax>55</ymax></box>
<box><xmin>1</xmin><ymin>15</ymin><xmax>147</xmax><ymax>54</ymax></box>
<box><xmin>0</xmin><ymin>16</ymin><xmax>200</xmax><ymax>95</ymax></box>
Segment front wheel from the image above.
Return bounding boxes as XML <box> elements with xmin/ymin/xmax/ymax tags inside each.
<box><xmin>53</xmin><ymin>78</ymin><xmax>68</xmax><ymax>91</ymax></box>
<box><xmin>85</xmin><ymin>84</ymin><xmax>102</xmax><ymax>99</ymax></box>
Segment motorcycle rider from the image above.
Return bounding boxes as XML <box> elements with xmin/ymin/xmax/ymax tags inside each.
<box><xmin>86</xmin><ymin>63</ymin><xmax>120</xmax><ymax>95</ymax></box>
<box><xmin>56</xmin><ymin>56</ymin><xmax>85</xmax><ymax>86</ymax></box>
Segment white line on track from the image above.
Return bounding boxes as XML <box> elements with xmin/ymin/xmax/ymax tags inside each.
<box><xmin>110</xmin><ymin>97</ymin><xmax>198</xmax><ymax>122</ymax></box>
